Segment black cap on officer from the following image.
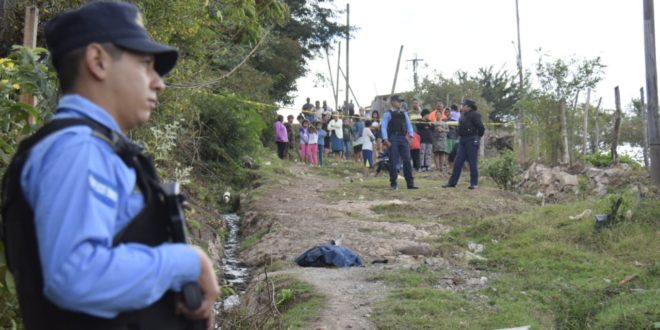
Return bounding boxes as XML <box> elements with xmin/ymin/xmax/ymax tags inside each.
<box><xmin>44</xmin><ymin>1</ymin><xmax>178</xmax><ymax>76</ymax></box>
<box><xmin>462</xmin><ymin>99</ymin><xmax>477</xmax><ymax>110</ymax></box>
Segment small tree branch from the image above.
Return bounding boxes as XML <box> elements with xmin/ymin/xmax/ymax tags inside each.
<box><xmin>169</xmin><ymin>29</ymin><xmax>271</xmax><ymax>89</ymax></box>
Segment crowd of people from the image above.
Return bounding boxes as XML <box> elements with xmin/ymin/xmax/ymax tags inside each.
<box><xmin>274</xmin><ymin>95</ymin><xmax>485</xmax><ymax>189</ymax></box>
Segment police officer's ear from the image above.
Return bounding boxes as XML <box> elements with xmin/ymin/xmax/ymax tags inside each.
<box><xmin>83</xmin><ymin>42</ymin><xmax>117</xmax><ymax>81</ymax></box>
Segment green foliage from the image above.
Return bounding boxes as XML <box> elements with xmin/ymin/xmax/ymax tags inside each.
<box><xmin>419</xmin><ymin>73</ymin><xmax>491</xmax><ymax>112</ymax></box>
<box><xmin>472</xmin><ymin>66</ymin><xmax>519</xmax><ymax>123</ymax></box>
<box><xmin>581</xmin><ymin>152</ymin><xmax>641</xmax><ymax>169</ymax></box>
<box><xmin>195</xmin><ymin>93</ymin><xmax>274</xmax><ymax>185</ymax></box>
<box><xmin>481</xmin><ymin>150</ymin><xmax>520</xmax><ymax>190</ymax></box>
<box><xmin>536</xmin><ymin>53</ymin><xmax>606</xmax><ymax>101</ymax></box>
<box><xmin>0</xmin><ymin>47</ymin><xmax>57</xmax><ymax>166</ymax></box>
<box><xmin>276</xmin><ymin>288</ymin><xmax>294</xmax><ymax>308</ymax></box>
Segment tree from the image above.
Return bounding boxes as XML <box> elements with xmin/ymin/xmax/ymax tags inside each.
<box><xmin>536</xmin><ymin>53</ymin><xmax>605</xmax><ymax>164</ymax></box>
<box><xmin>472</xmin><ymin>66</ymin><xmax>518</xmax><ymax>123</ymax></box>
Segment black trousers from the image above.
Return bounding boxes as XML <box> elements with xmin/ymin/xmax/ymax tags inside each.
<box><xmin>411</xmin><ymin>149</ymin><xmax>420</xmax><ymax>170</ymax></box>
<box><xmin>448</xmin><ymin>136</ymin><xmax>480</xmax><ymax>186</ymax></box>
<box><xmin>388</xmin><ymin>136</ymin><xmax>414</xmax><ymax>188</ymax></box>
<box><xmin>276</xmin><ymin>141</ymin><xmax>287</xmax><ymax>159</ymax></box>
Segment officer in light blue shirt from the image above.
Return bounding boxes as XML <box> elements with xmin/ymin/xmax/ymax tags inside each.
<box><xmin>380</xmin><ymin>95</ymin><xmax>417</xmax><ymax>190</ymax></box>
<box><xmin>2</xmin><ymin>2</ymin><xmax>218</xmax><ymax>329</ymax></box>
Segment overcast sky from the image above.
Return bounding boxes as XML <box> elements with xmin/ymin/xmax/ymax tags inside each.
<box><xmin>287</xmin><ymin>0</ymin><xmax>656</xmax><ymax>116</ymax></box>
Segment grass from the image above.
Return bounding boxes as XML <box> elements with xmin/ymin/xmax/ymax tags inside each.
<box><xmin>372</xmin><ymin>195</ymin><xmax>660</xmax><ymax>329</ymax></box>
<box><xmin>266</xmin><ymin>276</ymin><xmax>324</xmax><ymax>329</ymax></box>
<box><xmin>219</xmin><ymin>275</ymin><xmax>323</xmax><ymax>329</ymax></box>
<box><xmin>239</xmin><ymin>228</ymin><xmax>269</xmax><ymax>252</ymax></box>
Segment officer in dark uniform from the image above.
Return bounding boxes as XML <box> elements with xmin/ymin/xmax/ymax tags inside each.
<box><xmin>443</xmin><ymin>99</ymin><xmax>485</xmax><ymax>189</ymax></box>
<box><xmin>381</xmin><ymin>95</ymin><xmax>418</xmax><ymax>190</ymax></box>
<box><xmin>1</xmin><ymin>2</ymin><xmax>218</xmax><ymax>329</ymax></box>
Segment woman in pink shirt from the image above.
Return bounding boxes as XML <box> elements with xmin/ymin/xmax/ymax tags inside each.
<box><xmin>274</xmin><ymin>115</ymin><xmax>289</xmax><ymax>159</ymax></box>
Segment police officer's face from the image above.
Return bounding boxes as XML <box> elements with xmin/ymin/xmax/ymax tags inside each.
<box><xmin>107</xmin><ymin>50</ymin><xmax>165</xmax><ymax>131</ymax></box>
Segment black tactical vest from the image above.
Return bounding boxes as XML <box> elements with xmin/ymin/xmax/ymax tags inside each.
<box><xmin>1</xmin><ymin>118</ymin><xmax>192</xmax><ymax>330</ymax></box>
<box><xmin>386</xmin><ymin>110</ymin><xmax>407</xmax><ymax>137</ymax></box>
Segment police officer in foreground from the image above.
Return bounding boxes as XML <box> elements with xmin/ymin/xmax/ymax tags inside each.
<box><xmin>381</xmin><ymin>95</ymin><xmax>418</xmax><ymax>190</ymax></box>
<box><xmin>1</xmin><ymin>2</ymin><xmax>219</xmax><ymax>329</ymax></box>
<box><xmin>443</xmin><ymin>99</ymin><xmax>485</xmax><ymax>189</ymax></box>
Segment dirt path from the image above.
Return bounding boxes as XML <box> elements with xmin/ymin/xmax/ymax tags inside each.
<box><xmin>240</xmin><ymin>163</ymin><xmax>530</xmax><ymax>329</ymax></box>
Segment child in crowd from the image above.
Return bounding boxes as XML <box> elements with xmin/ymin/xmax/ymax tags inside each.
<box><xmin>370</xmin><ymin>120</ymin><xmax>381</xmax><ymax>156</ymax></box>
<box><xmin>316</xmin><ymin>121</ymin><xmax>327</xmax><ymax>166</ymax></box>
<box><xmin>352</xmin><ymin>115</ymin><xmax>364</xmax><ymax>163</ymax></box>
<box><xmin>411</xmin><ymin>131</ymin><xmax>421</xmax><ymax>171</ymax></box>
<box><xmin>299</xmin><ymin>119</ymin><xmax>310</xmax><ymax>163</ymax></box>
<box><xmin>307</xmin><ymin>125</ymin><xmax>318</xmax><ymax>165</ymax></box>
<box><xmin>361</xmin><ymin>120</ymin><xmax>376</xmax><ymax>177</ymax></box>
<box><xmin>416</xmin><ymin>109</ymin><xmax>434</xmax><ymax>172</ymax></box>
<box><xmin>342</xmin><ymin>117</ymin><xmax>353</xmax><ymax>160</ymax></box>
<box><xmin>375</xmin><ymin>149</ymin><xmax>390</xmax><ymax>177</ymax></box>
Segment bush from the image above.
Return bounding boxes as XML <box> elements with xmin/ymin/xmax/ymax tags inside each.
<box><xmin>581</xmin><ymin>152</ymin><xmax>641</xmax><ymax>169</ymax></box>
<box><xmin>195</xmin><ymin>93</ymin><xmax>275</xmax><ymax>186</ymax></box>
<box><xmin>481</xmin><ymin>150</ymin><xmax>520</xmax><ymax>190</ymax></box>
<box><xmin>0</xmin><ymin>46</ymin><xmax>58</xmax><ymax>167</ymax></box>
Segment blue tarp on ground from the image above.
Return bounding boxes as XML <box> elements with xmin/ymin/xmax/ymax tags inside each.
<box><xmin>295</xmin><ymin>244</ymin><xmax>364</xmax><ymax>268</ymax></box>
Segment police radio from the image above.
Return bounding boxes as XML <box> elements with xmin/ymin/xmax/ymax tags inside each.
<box><xmin>162</xmin><ymin>182</ymin><xmax>206</xmax><ymax>330</ymax></box>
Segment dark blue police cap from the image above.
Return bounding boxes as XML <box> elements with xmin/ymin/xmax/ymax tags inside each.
<box><xmin>45</xmin><ymin>1</ymin><xmax>178</xmax><ymax>76</ymax></box>
<box><xmin>462</xmin><ymin>99</ymin><xmax>477</xmax><ymax>109</ymax></box>
<box><xmin>390</xmin><ymin>95</ymin><xmax>404</xmax><ymax>102</ymax></box>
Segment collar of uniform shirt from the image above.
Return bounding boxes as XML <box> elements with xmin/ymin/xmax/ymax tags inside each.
<box><xmin>54</xmin><ymin>94</ymin><xmax>124</xmax><ymax>135</ymax></box>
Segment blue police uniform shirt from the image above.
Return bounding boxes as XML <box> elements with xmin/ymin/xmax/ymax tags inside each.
<box><xmin>380</xmin><ymin>108</ymin><xmax>414</xmax><ymax>140</ymax></box>
<box><xmin>20</xmin><ymin>94</ymin><xmax>200</xmax><ymax>318</ymax></box>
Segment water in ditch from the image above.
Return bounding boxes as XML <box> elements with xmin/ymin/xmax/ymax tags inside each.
<box><xmin>219</xmin><ymin>213</ymin><xmax>250</xmax><ymax>310</ymax></box>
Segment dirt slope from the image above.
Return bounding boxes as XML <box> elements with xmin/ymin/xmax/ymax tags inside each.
<box><xmin>240</xmin><ymin>163</ymin><xmax>531</xmax><ymax>329</ymax></box>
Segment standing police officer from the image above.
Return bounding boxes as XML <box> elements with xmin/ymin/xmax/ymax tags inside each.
<box><xmin>381</xmin><ymin>95</ymin><xmax>418</xmax><ymax>190</ymax></box>
<box><xmin>1</xmin><ymin>2</ymin><xmax>218</xmax><ymax>329</ymax></box>
<box><xmin>443</xmin><ymin>99</ymin><xmax>485</xmax><ymax>189</ymax></box>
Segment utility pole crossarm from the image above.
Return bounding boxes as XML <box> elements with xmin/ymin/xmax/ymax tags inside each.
<box><xmin>406</xmin><ymin>55</ymin><xmax>424</xmax><ymax>90</ymax></box>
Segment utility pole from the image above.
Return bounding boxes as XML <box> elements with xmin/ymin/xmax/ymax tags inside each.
<box><xmin>21</xmin><ymin>5</ymin><xmax>38</xmax><ymax>125</ymax></box>
<box><xmin>406</xmin><ymin>54</ymin><xmax>424</xmax><ymax>90</ymax></box>
<box><xmin>335</xmin><ymin>41</ymin><xmax>341</xmax><ymax>111</ymax></box>
<box><xmin>515</xmin><ymin>0</ymin><xmax>527</xmax><ymax>164</ymax></box>
<box><xmin>644</xmin><ymin>0</ymin><xmax>660</xmax><ymax>184</ymax></box>
<box><xmin>641</xmin><ymin>87</ymin><xmax>650</xmax><ymax>168</ymax></box>
<box><xmin>391</xmin><ymin>45</ymin><xmax>404</xmax><ymax>96</ymax></box>
<box><xmin>345</xmin><ymin>3</ymin><xmax>350</xmax><ymax>115</ymax></box>
<box><xmin>325</xmin><ymin>48</ymin><xmax>337</xmax><ymax>113</ymax></box>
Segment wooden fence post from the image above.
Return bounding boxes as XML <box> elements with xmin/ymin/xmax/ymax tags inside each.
<box><xmin>20</xmin><ymin>5</ymin><xmax>38</xmax><ymax>125</ymax></box>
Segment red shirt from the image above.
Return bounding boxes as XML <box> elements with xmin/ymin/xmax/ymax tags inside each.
<box><xmin>411</xmin><ymin>132</ymin><xmax>421</xmax><ymax>150</ymax></box>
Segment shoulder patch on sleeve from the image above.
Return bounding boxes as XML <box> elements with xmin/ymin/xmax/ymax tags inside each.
<box><xmin>88</xmin><ymin>170</ymin><xmax>118</xmax><ymax>208</ymax></box>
